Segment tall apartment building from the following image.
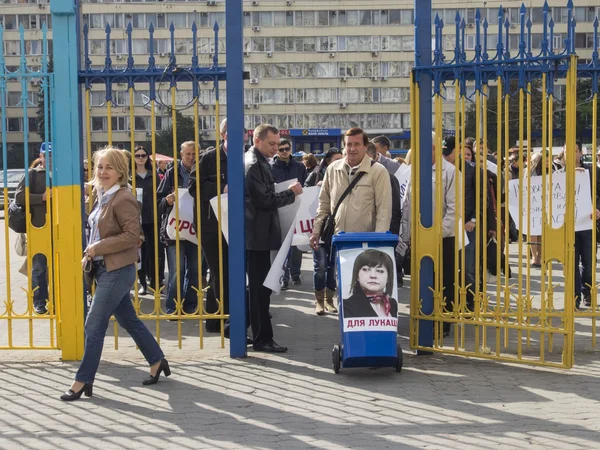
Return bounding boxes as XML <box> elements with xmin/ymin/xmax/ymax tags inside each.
<box><xmin>1</xmin><ymin>0</ymin><xmax>599</xmax><ymax>166</ymax></box>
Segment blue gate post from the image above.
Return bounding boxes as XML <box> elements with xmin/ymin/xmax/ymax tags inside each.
<box><xmin>50</xmin><ymin>0</ymin><xmax>85</xmax><ymax>359</ymax></box>
<box><xmin>225</xmin><ymin>0</ymin><xmax>247</xmax><ymax>358</ymax></box>
<box><xmin>415</xmin><ymin>1</ymin><xmax>434</xmax><ymax>350</ymax></box>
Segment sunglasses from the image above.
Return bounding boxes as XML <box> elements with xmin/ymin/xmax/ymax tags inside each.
<box><xmin>278</xmin><ymin>147</ymin><xmax>291</xmax><ymax>152</ymax></box>
<box><xmin>134</xmin><ymin>154</ymin><xmax>148</xmax><ymax>159</ymax></box>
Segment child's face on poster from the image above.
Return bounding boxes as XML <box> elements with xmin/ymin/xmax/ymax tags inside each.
<box><xmin>358</xmin><ymin>265</ymin><xmax>388</xmax><ymax>294</ymax></box>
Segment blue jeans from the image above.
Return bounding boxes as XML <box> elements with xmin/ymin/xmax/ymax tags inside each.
<box><xmin>166</xmin><ymin>241</ymin><xmax>199</xmax><ymax>313</ymax></box>
<box><xmin>76</xmin><ymin>263</ymin><xmax>164</xmax><ymax>384</ymax></box>
<box><xmin>282</xmin><ymin>246</ymin><xmax>302</xmax><ymax>283</ymax></box>
<box><xmin>313</xmin><ymin>247</ymin><xmax>336</xmax><ymax>291</ymax></box>
<box><xmin>575</xmin><ymin>230</ymin><xmax>595</xmax><ymax>305</ymax></box>
<box><xmin>32</xmin><ymin>254</ymin><xmax>48</xmax><ymax>309</ymax></box>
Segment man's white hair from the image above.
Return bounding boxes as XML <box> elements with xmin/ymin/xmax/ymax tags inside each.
<box><xmin>220</xmin><ymin>118</ymin><xmax>227</xmax><ymax>135</ymax></box>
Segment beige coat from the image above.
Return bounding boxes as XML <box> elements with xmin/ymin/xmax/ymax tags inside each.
<box><xmin>314</xmin><ymin>155</ymin><xmax>392</xmax><ymax>235</ymax></box>
<box><xmin>401</xmin><ymin>158</ymin><xmax>458</xmax><ymax>241</ymax></box>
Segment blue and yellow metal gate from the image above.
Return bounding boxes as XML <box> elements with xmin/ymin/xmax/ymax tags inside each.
<box><xmin>411</xmin><ymin>1</ymin><xmax>599</xmax><ymax>368</ymax></box>
<box><xmin>0</xmin><ymin>0</ymin><xmax>249</xmax><ymax>360</ymax></box>
<box><xmin>80</xmin><ymin>21</ymin><xmax>230</xmax><ymax>352</ymax></box>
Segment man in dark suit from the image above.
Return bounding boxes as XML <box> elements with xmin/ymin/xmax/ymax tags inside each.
<box><xmin>189</xmin><ymin>119</ymin><xmax>229</xmax><ymax>333</ymax></box>
<box><xmin>245</xmin><ymin>124</ymin><xmax>303</xmax><ymax>352</ymax></box>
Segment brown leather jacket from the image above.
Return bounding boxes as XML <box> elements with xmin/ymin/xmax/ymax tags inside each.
<box><xmin>88</xmin><ymin>187</ymin><xmax>141</xmax><ymax>272</ymax></box>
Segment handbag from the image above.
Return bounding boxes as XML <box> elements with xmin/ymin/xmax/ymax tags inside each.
<box><xmin>319</xmin><ymin>171</ymin><xmax>366</xmax><ymax>249</ymax></box>
<box><xmin>14</xmin><ymin>233</ymin><xmax>27</xmax><ymax>257</ymax></box>
<box><xmin>83</xmin><ymin>255</ymin><xmax>94</xmax><ymax>288</ymax></box>
<box><xmin>8</xmin><ymin>200</ymin><xmax>26</xmax><ymax>233</ymax></box>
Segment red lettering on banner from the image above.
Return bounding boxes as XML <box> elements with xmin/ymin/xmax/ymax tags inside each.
<box><xmin>299</xmin><ymin>219</ymin><xmax>314</xmax><ymax>234</ymax></box>
<box><xmin>168</xmin><ymin>218</ymin><xmax>197</xmax><ymax>236</ymax></box>
<box><xmin>359</xmin><ymin>320</ymin><xmax>365</xmax><ymax>326</ymax></box>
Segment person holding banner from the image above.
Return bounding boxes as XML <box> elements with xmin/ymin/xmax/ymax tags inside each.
<box><xmin>564</xmin><ymin>142</ymin><xmax>600</xmax><ymax>307</ymax></box>
<box><xmin>157</xmin><ymin>141</ymin><xmax>199</xmax><ymax>316</ymax></box>
<box><xmin>189</xmin><ymin>119</ymin><xmax>231</xmax><ymax>333</ymax></box>
<box><xmin>245</xmin><ymin>124</ymin><xmax>303</xmax><ymax>353</ymax></box>
<box><xmin>271</xmin><ymin>138</ymin><xmax>307</xmax><ymax>291</ymax></box>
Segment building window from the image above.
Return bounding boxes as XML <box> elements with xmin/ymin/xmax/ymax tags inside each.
<box><xmin>28</xmin><ymin>117</ymin><xmax>39</xmax><ymax>133</ymax></box>
<box><xmin>6</xmin><ymin>92</ymin><xmax>21</xmax><ymax>107</ymax></box>
<box><xmin>4</xmin><ymin>15</ymin><xmax>16</xmax><ymax>30</ymax></box>
<box><xmin>111</xmin><ymin>116</ymin><xmax>128</xmax><ymax>131</ymax></box>
<box><xmin>317</xmin><ymin>11</ymin><xmax>329</xmax><ymax>26</ymax></box>
<box><xmin>8</xmin><ymin>118</ymin><xmax>22</xmax><ymax>132</ymax></box>
<box><xmin>91</xmin><ymin>117</ymin><xmax>105</xmax><ymax>132</ymax></box>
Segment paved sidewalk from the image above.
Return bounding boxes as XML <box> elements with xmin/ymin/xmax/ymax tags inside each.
<box><xmin>1</xmin><ymin>253</ymin><xmax>600</xmax><ymax>449</ymax></box>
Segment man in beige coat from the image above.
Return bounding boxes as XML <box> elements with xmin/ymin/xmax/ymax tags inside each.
<box><xmin>310</xmin><ymin>127</ymin><xmax>392</xmax><ymax>313</ymax></box>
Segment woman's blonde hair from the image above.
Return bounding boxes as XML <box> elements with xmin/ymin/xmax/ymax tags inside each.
<box><xmin>89</xmin><ymin>146</ymin><xmax>130</xmax><ymax>189</ymax></box>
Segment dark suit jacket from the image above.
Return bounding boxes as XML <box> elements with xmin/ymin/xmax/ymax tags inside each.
<box><xmin>343</xmin><ymin>291</ymin><xmax>398</xmax><ymax>319</ymax></box>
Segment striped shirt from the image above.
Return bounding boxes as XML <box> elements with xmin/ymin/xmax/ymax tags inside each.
<box><xmin>179</xmin><ymin>162</ymin><xmax>192</xmax><ymax>189</ymax></box>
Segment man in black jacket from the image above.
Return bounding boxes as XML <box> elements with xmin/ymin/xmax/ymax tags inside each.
<box><xmin>271</xmin><ymin>139</ymin><xmax>307</xmax><ymax>290</ymax></box>
<box><xmin>574</xmin><ymin>141</ymin><xmax>600</xmax><ymax>307</ymax></box>
<box><xmin>157</xmin><ymin>141</ymin><xmax>199</xmax><ymax>316</ymax></box>
<box><xmin>245</xmin><ymin>124</ymin><xmax>303</xmax><ymax>352</ymax></box>
<box><xmin>189</xmin><ymin>119</ymin><xmax>229</xmax><ymax>332</ymax></box>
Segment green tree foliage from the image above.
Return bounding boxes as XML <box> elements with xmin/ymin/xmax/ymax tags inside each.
<box><xmin>35</xmin><ymin>54</ymin><xmax>53</xmax><ymax>141</ymax></box>
<box><xmin>464</xmin><ymin>79</ymin><xmax>559</xmax><ymax>153</ymax></box>
<box><xmin>155</xmin><ymin>111</ymin><xmax>199</xmax><ymax>156</ymax></box>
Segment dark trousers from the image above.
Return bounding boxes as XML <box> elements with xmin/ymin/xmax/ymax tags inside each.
<box><xmin>138</xmin><ymin>223</ymin><xmax>164</xmax><ymax>288</ymax></box>
<box><xmin>282</xmin><ymin>246</ymin><xmax>302</xmax><ymax>283</ymax></box>
<box><xmin>442</xmin><ymin>237</ymin><xmax>456</xmax><ymax>333</ymax></box>
<box><xmin>247</xmin><ymin>250</ymin><xmax>273</xmax><ymax>348</ymax></box>
<box><xmin>203</xmin><ymin>232</ymin><xmax>229</xmax><ymax>331</ymax></box>
<box><xmin>575</xmin><ymin>229</ymin><xmax>595</xmax><ymax>306</ymax></box>
<box><xmin>32</xmin><ymin>253</ymin><xmax>48</xmax><ymax>309</ymax></box>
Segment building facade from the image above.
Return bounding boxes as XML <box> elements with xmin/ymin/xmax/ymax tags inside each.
<box><xmin>0</xmin><ymin>0</ymin><xmax>599</xmax><ymax>166</ymax></box>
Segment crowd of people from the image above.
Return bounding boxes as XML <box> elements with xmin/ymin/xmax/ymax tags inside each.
<box><xmin>12</xmin><ymin>121</ymin><xmax>600</xmax><ymax>401</ymax></box>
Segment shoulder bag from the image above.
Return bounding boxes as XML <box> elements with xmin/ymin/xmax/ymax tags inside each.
<box><xmin>319</xmin><ymin>171</ymin><xmax>366</xmax><ymax>249</ymax></box>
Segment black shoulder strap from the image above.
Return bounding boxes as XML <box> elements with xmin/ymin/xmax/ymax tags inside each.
<box><xmin>332</xmin><ymin>171</ymin><xmax>366</xmax><ymax>218</ymax></box>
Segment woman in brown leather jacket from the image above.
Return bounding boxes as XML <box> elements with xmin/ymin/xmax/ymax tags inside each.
<box><xmin>60</xmin><ymin>147</ymin><xmax>170</xmax><ymax>401</ymax></box>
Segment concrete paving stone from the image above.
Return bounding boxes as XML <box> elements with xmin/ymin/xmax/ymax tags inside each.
<box><xmin>3</xmin><ymin>251</ymin><xmax>600</xmax><ymax>448</ymax></box>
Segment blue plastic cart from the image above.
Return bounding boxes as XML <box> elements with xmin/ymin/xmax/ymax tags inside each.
<box><xmin>331</xmin><ymin>232</ymin><xmax>403</xmax><ymax>374</ymax></box>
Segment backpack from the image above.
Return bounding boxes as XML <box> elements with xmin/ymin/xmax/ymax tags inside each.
<box><xmin>8</xmin><ymin>200</ymin><xmax>26</xmax><ymax>233</ymax></box>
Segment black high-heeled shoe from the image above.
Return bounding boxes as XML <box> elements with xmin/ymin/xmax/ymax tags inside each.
<box><xmin>60</xmin><ymin>383</ymin><xmax>93</xmax><ymax>401</ymax></box>
<box><xmin>143</xmin><ymin>359</ymin><xmax>171</xmax><ymax>385</ymax></box>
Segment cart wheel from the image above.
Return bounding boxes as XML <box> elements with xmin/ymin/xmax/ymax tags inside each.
<box><xmin>395</xmin><ymin>344</ymin><xmax>403</xmax><ymax>373</ymax></box>
<box><xmin>332</xmin><ymin>344</ymin><xmax>341</xmax><ymax>374</ymax></box>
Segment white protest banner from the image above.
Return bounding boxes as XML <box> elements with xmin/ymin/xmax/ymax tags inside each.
<box><xmin>166</xmin><ymin>188</ymin><xmax>198</xmax><ymax>244</ymax></box>
<box><xmin>393</xmin><ymin>164</ymin><xmax>411</xmax><ymax>208</ymax></box>
<box><xmin>275</xmin><ymin>179</ymin><xmax>300</xmax><ymax>243</ymax></box>
<box><xmin>508</xmin><ymin>171</ymin><xmax>593</xmax><ymax>236</ymax></box>
<box><xmin>209</xmin><ymin>194</ymin><xmax>228</xmax><ymax>243</ymax></box>
<box><xmin>291</xmin><ymin>186</ymin><xmax>320</xmax><ymax>246</ymax></box>
<box><xmin>210</xmin><ymin>179</ymin><xmax>303</xmax><ymax>246</ymax></box>
<box><xmin>263</xmin><ymin>187</ymin><xmax>320</xmax><ymax>294</ymax></box>
<box><xmin>263</xmin><ymin>222</ymin><xmax>295</xmax><ymax>294</ymax></box>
